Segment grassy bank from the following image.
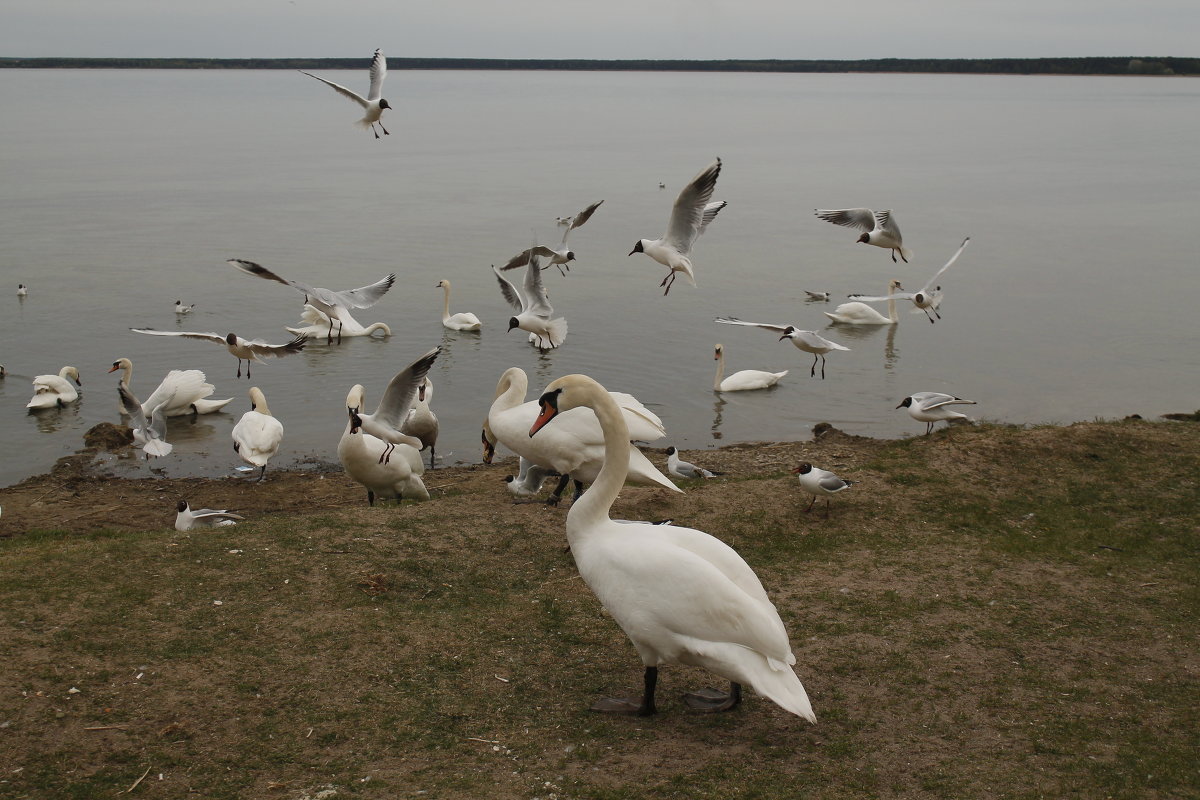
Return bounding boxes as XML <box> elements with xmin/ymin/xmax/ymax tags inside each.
<box><xmin>0</xmin><ymin>419</ymin><xmax>1197</xmax><ymax>799</ymax></box>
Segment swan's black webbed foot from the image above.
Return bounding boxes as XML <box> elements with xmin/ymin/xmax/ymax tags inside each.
<box><xmin>591</xmin><ymin>696</ymin><xmax>655</xmax><ymax>716</ymax></box>
<box><xmin>683</xmin><ymin>682</ymin><xmax>742</xmax><ymax>712</ymax></box>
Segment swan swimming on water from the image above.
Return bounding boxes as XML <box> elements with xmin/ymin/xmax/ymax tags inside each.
<box><xmin>285</xmin><ymin>305</ymin><xmax>391</xmax><ymax>339</ymax></box>
<box><xmin>713</xmin><ymin>343</ymin><xmax>787</xmax><ymax>392</ymax></box>
<box><xmin>434</xmin><ymin>280</ymin><xmax>482</xmax><ymax>331</ymax></box>
<box><xmin>26</xmin><ymin>366</ymin><xmax>81</xmax><ymax>410</ymax></box>
<box><xmin>109</xmin><ymin>358</ymin><xmax>232</xmax><ymax>417</ymax></box>
<box><xmin>825</xmin><ymin>279</ymin><xmax>903</xmax><ymax>325</ymax></box>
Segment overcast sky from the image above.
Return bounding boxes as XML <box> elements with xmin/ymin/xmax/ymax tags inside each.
<box><xmin>3</xmin><ymin>0</ymin><xmax>1197</xmax><ymax>60</ymax></box>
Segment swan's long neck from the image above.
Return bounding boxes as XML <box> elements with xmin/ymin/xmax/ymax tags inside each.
<box><xmin>118</xmin><ymin>361</ymin><xmax>132</xmax><ymax>388</ymax></box>
<box><xmin>567</xmin><ymin>383</ymin><xmax>629</xmax><ymax>530</ymax></box>
<box><xmin>366</xmin><ymin>322</ymin><xmax>392</xmax><ymax>336</ymax></box>
<box><xmin>441</xmin><ymin>284</ymin><xmax>452</xmax><ymax>322</ymax></box>
<box><xmin>492</xmin><ymin>369</ymin><xmax>527</xmax><ymax>414</ymax></box>
<box><xmin>713</xmin><ymin>351</ymin><xmax>725</xmax><ymax>391</ymax></box>
<box><xmin>887</xmin><ymin>282</ymin><xmax>898</xmax><ymax>323</ymax></box>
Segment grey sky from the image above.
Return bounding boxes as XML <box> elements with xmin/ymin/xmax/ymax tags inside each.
<box><xmin>2</xmin><ymin>0</ymin><xmax>1197</xmax><ymax>60</ymax></box>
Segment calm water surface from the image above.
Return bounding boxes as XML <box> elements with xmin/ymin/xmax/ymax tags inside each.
<box><xmin>1</xmin><ymin>69</ymin><xmax>1197</xmax><ymax>487</ymax></box>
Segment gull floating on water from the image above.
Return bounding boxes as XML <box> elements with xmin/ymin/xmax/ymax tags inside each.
<box><xmin>130</xmin><ymin>328</ymin><xmax>307</xmax><ymax>379</ymax></box>
<box><xmin>815</xmin><ymin>208</ymin><xmax>912</xmax><ymax>263</ymax></box>
<box><xmin>493</xmin><ymin>253</ymin><xmax>567</xmax><ymax>351</ymax></box>
<box><xmin>852</xmin><ymin>237</ymin><xmax>971</xmax><ymax>323</ymax></box>
<box><xmin>174</xmin><ymin>300</ymin><xmax>194</xmax><ymax>315</ymax></box>
<box><xmin>897</xmin><ymin>392</ymin><xmax>977</xmax><ymax>435</ymax></box>
<box><xmin>714</xmin><ymin>317</ymin><xmax>849</xmax><ymax>379</ymax></box>
<box><xmin>804</xmin><ymin>291</ymin><xmax>830</xmax><ymax>302</ymax></box>
<box><xmin>300</xmin><ymin>48</ymin><xmax>392</xmax><ymax>138</ymax></box>
<box><xmin>792</xmin><ymin>463</ymin><xmax>854</xmax><ymax>518</ymax></box>
<box><xmin>630</xmin><ymin>158</ymin><xmax>726</xmax><ymax>294</ymax></box>
<box><xmin>174</xmin><ymin>500</ymin><xmax>244</xmax><ymax>531</ymax></box>
<box><xmin>504</xmin><ymin>200</ymin><xmax>604</xmax><ymax>276</ymax></box>
<box><xmin>17</xmin><ymin>284</ymin><xmax>28</xmax><ymax>297</ymax></box>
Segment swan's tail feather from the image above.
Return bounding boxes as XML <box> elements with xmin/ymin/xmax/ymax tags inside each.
<box><xmin>751</xmin><ymin>665</ymin><xmax>816</xmax><ymax>723</ymax></box>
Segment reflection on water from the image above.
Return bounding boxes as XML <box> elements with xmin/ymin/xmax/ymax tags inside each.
<box><xmin>711</xmin><ymin>395</ymin><xmax>726</xmax><ymax>440</ymax></box>
<box><xmin>26</xmin><ymin>403</ymin><xmax>82</xmax><ymax>434</ymax></box>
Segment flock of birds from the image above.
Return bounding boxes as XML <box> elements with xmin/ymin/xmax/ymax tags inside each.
<box><xmin>7</xmin><ymin>49</ymin><xmax>984</xmax><ymax>722</ymax></box>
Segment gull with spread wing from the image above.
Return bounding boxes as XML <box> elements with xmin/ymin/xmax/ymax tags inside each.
<box><xmin>851</xmin><ymin>237</ymin><xmax>971</xmax><ymax>323</ymax></box>
<box><xmin>300</xmin><ymin>48</ymin><xmax>392</xmax><ymax>139</ymax></box>
<box><xmin>118</xmin><ymin>383</ymin><xmax>173</xmax><ymax>458</ymax></box>
<box><xmin>715</xmin><ymin>317</ymin><xmax>849</xmax><ymax>380</ymax></box>
<box><xmin>493</xmin><ymin>253</ymin><xmax>568</xmax><ymax>351</ymax></box>
<box><xmin>630</xmin><ymin>159</ymin><xmax>726</xmax><ymax>294</ymax></box>
<box><xmin>815</xmin><ymin>207</ymin><xmax>912</xmax><ymax>263</ymax></box>
<box><xmin>129</xmin><ymin>328</ymin><xmax>306</xmax><ymax>379</ymax></box>
<box><xmin>503</xmin><ymin>200</ymin><xmax>604</xmax><ymax>276</ymax></box>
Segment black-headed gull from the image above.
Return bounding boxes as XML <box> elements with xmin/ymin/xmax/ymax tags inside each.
<box><xmin>174</xmin><ymin>300</ymin><xmax>194</xmax><ymax>315</ymax></box>
<box><xmin>713</xmin><ymin>343</ymin><xmax>787</xmax><ymax>392</ymax></box>
<box><xmin>118</xmin><ymin>382</ymin><xmax>173</xmax><ymax>458</ymax></box>
<box><xmin>504</xmin><ymin>200</ymin><xmax>604</xmax><ymax>276</ymax></box>
<box><xmin>804</xmin><ymin>291</ymin><xmax>830</xmax><ymax>302</ymax></box>
<box><xmin>300</xmin><ymin>49</ymin><xmax>392</xmax><ymax>139</ymax></box>
<box><xmin>897</xmin><ymin>392</ymin><xmax>976</xmax><ymax>434</ymax></box>
<box><xmin>227</xmin><ymin>258</ymin><xmax>395</xmax><ymax>343</ymax></box>
<box><xmin>493</xmin><ymin>253</ymin><xmax>567</xmax><ymax>351</ymax></box>
<box><xmin>174</xmin><ymin>500</ymin><xmax>244</xmax><ymax>531</ymax></box>
<box><xmin>714</xmin><ymin>317</ymin><xmax>850</xmax><ymax>379</ymax></box>
<box><xmin>130</xmin><ymin>328</ymin><xmax>307</xmax><ymax>379</ymax></box>
<box><xmin>347</xmin><ymin>346</ymin><xmax>440</xmax><ymax>465</ymax></box>
<box><xmin>17</xmin><ymin>284</ymin><xmax>28</xmax><ymax>297</ymax></box>
<box><xmin>852</xmin><ymin>238</ymin><xmax>970</xmax><ymax>323</ymax></box>
<box><xmin>232</xmin><ymin>387</ymin><xmax>284</xmax><ymax>481</ymax></box>
<box><xmin>791</xmin><ymin>463</ymin><xmax>854</xmax><ymax>518</ymax></box>
<box><xmin>630</xmin><ymin>159</ymin><xmax>726</xmax><ymax>295</ymax></box>
<box><xmin>505</xmin><ymin>456</ymin><xmax>556</xmax><ymax>499</ymax></box>
<box><xmin>815</xmin><ymin>208</ymin><xmax>912</xmax><ymax>263</ymax></box>
<box><xmin>665</xmin><ymin>446</ymin><xmax>724</xmax><ymax>479</ymax></box>
<box><xmin>26</xmin><ymin>366</ymin><xmax>81</xmax><ymax>410</ymax></box>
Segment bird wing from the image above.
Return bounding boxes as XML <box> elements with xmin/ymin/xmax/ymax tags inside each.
<box><xmin>502</xmin><ymin>246</ymin><xmax>556</xmax><ymax>271</ymax></box>
<box><xmin>521</xmin><ymin>253</ymin><xmax>553</xmax><ymax>316</ymax></box>
<box><xmin>818</xmin><ymin>473</ymin><xmax>850</xmax><ymax>492</ymax></box>
<box><xmin>564</xmin><ymin>199</ymin><xmax>604</xmax><ymax>241</ymax></box>
<box><xmin>874</xmin><ymin>209</ymin><xmax>900</xmax><ymax>236</ymax></box>
<box><xmin>492</xmin><ymin>264</ymin><xmax>524</xmax><ymax>312</ymax></box>
<box><xmin>698</xmin><ymin>200</ymin><xmax>726</xmax><ymax>236</ymax></box>
<box><xmin>191</xmin><ymin>508</ymin><xmax>246</xmax><ymax>522</ymax></box>
<box><xmin>227</xmin><ymin>258</ymin><xmax>314</xmax><ymax>296</ymax></box>
<box><xmin>237</xmin><ymin>333</ymin><xmax>308</xmax><ymax>359</ymax></box>
<box><xmin>373</xmin><ymin>346</ymin><xmax>442</xmax><ymax>429</ymax></box>
<box><xmin>118</xmin><ymin>383</ymin><xmax>149</xmax><ymax>430</ymax></box>
<box><xmin>915</xmin><ymin>392</ymin><xmax>975</xmax><ymax>410</ymax></box>
<box><xmin>814</xmin><ymin>208</ymin><xmax>876</xmax><ymax>232</ymax></box>
<box><xmin>848</xmin><ymin>292</ymin><xmax>918</xmax><ymax>303</ymax></box>
<box><xmin>331</xmin><ymin>273</ymin><xmax>395</xmax><ymax>309</ymax></box>
<box><xmin>918</xmin><ymin>237</ymin><xmax>970</xmax><ymax>293</ymax></box>
<box><xmin>794</xmin><ymin>330</ymin><xmax>851</xmax><ymax>351</ymax></box>
<box><xmin>366</xmin><ymin>49</ymin><xmax>386</xmax><ymax>102</ymax></box>
<box><xmin>664</xmin><ymin>158</ymin><xmax>721</xmax><ymax>253</ymax></box>
<box><xmin>299</xmin><ymin>71</ymin><xmax>369</xmax><ymax>109</ymax></box>
<box><xmin>714</xmin><ymin>316</ymin><xmax>789</xmax><ymax>334</ymax></box>
<box><xmin>130</xmin><ymin>328</ymin><xmax>227</xmax><ymax>346</ymax></box>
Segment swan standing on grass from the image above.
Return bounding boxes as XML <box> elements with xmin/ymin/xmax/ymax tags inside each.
<box><xmin>792</xmin><ymin>463</ymin><xmax>854</xmax><ymax>518</ymax></box>
<box><xmin>503</xmin><ymin>199</ymin><xmax>604</xmax><ymax>276</ymax></box>
<box><xmin>713</xmin><ymin>343</ymin><xmax>787</xmax><ymax>392</ymax></box>
<box><xmin>493</xmin><ymin>253</ymin><xmax>568</xmax><ymax>351</ymax></box>
<box><xmin>528</xmin><ymin>374</ymin><xmax>816</xmax><ymax>721</ymax></box>
<box><xmin>285</xmin><ymin>305</ymin><xmax>391</xmax><ymax>339</ymax></box>
<box><xmin>130</xmin><ymin>328</ymin><xmax>307</xmax><ymax>379</ymax></box>
<box><xmin>897</xmin><ymin>392</ymin><xmax>977</xmax><ymax>434</ymax></box>
<box><xmin>339</xmin><ymin>348</ymin><xmax>438</xmax><ymax>505</ymax></box>
<box><xmin>300</xmin><ymin>48</ymin><xmax>392</xmax><ymax>139</ymax></box>
<box><xmin>630</xmin><ymin>159</ymin><xmax>726</xmax><ymax>295</ymax></box>
<box><xmin>815</xmin><ymin>207</ymin><xmax>912</xmax><ymax>263</ymax></box>
<box><xmin>483</xmin><ymin>367</ymin><xmax>679</xmax><ymax>504</ymax></box>
<box><xmin>715</xmin><ymin>318</ymin><xmax>850</xmax><ymax>379</ymax></box>
<box><xmin>853</xmin><ymin>237</ymin><xmax>971</xmax><ymax>323</ymax></box>
<box><xmin>117</xmin><ymin>383</ymin><xmax>173</xmax><ymax>458</ymax></box>
<box><xmin>27</xmin><ymin>366</ymin><xmax>81</xmax><ymax>410</ymax></box>
<box><xmin>435</xmin><ymin>280</ymin><xmax>481</xmax><ymax>331</ymax></box>
<box><xmin>825</xmin><ymin>279</ymin><xmax>903</xmax><ymax>325</ymax></box>
<box><xmin>109</xmin><ymin>358</ymin><xmax>232</xmax><ymax>417</ymax></box>
<box><xmin>400</xmin><ymin>377</ymin><xmax>439</xmax><ymax>469</ymax></box>
<box><xmin>232</xmin><ymin>387</ymin><xmax>284</xmax><ymax>481</ymax></box>
<box><xmin>174</xmin><ymin>500</ymin><xmax>244</xmax><ymax>531</ymax></box>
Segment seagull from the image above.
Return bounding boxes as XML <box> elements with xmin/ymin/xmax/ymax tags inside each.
<box><xmin>851</xmin><ymin>237</ymin><xmax>971</xmax><ymax>323</ymax></box>
<box><xmin>804</xmin><ymin>291</ymin><xmax>830</xmax><ymax>302</ymax></box>
<box><xmin>174</xmin><ymin>500</ymin><xmax>244</xmax><ymax>532</ymax></box>
<box><xmin>129</xmin><ymin>328</ymin><xmax>307</xmax><ymax>379</ymax></box>
<box><xmin>503</xmin><ymin>200</ymin><xmax>604</xmax><ymax>276</ymax></box>
<box><xmin>815</xmin><ymin>208</ymin><xmax>912</xmax><ymax>263</ymax></box>
<box><xmin>505</xmin><ymin>457</ymin><xmax>557</xmax><ymax>499</ymax></box>
<box><xmin>493</xmin><ymin>255</ymin><xmax>567</xmax><ymax>351</ymax></box>
<box><xmin>629</xmin><ymin>158</ymin><xmax>726</xmax><ymax>294</ymax></box>
<box><xmin>17</xmin><ymin>284</ymin><xmax>28</xmax><ymax>297</ymax></box>
<box><xmin>118</xmin><ymin>383</ymin><xmax>173</xmax><ymax>458</ymax></box>
<box><xmin>897</xmin><ymin>392</ymin><xmax>977</xmax><ymax>435</ymax></box>
<box><xmin>347</xmin><ymin>346</ymin><xmax>440</xmax><ymax>465</ymax></box>
<box><xmin>714</xmin><ymin>317</ymin><xmax>850</xmax><ymax>379</ymax></box>
<box><xmin>174</xmin><ymin>300</ymin><xmax>194</xmax><ymax>315</ymax></box>
<box><xmin>665</xmin><ymin>446</ymin><xmax>724</xmax><ymax>480</ymax></box>
<box><xmin>232</xmin><ymin>387</ymin><xmax>284</xmax><ymax>481</ymax></box>
<box><xmin>227</xmin><ymin>259</ymin><xmax>395</xmax><ymax>343</ymax></box>
<box><xmin>300</xmin><ymin>48</ymin><xmax>392</xmax><ymax>139</ymax></box>
<box><xmin>791</xmin><ymin>463</ymin><xmax>854</xmax><ymax>518</ymax></box>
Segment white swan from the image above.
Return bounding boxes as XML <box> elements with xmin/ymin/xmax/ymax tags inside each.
<box><xmin>109</xmin><ymin>358</ymin><xmax>232</xmax><ymax>417</ymax></box>
<box><xmin>346</xmin><ymin>347</ymin><xmax>439</xmax><ymax>465</ymax></box>
<box><xmin>300</xmin><ymin>48</ymin><xmax>392</xmax><ymax>139</ymax></box>
<box><xmin>286</xmin><ymin>304</ymin><xmax>391</xmax><ymax>338</ymax></box>
<box><xmin>503</xmin><ymin>200</ymin><xmax>604</xmax><ymax>276</ymax></box>
<box><xmin>528</xmin><ymin>373</ymin><xmax>816</xmax><ymax>721</ymax></box>
<box><xmin>493</xmin><ymin>254</ymin><xmax>567</xmax><ymax>351</ymax></box>
<box><xmin>713</xmin><ymin>343</ymin><xmax>787</xmax><ymax>392</ymax></box>
<box><xmin>791</xmin><ymin>463</ymin><xmax>854</xmax><ymax>517</ymax></box>
<box><xmin>130</xmin><ymin>328</ymin><xmax>307</xmax><ymax>379</ymax></box>
<box><xmin>897</xmin><ymin>392</ymin><xmax>977</xmax><ymax>435</ymax></box>
<box><xmin>630</xmin><ymin>159</ymin><xmax>726</xmax><ymax>294</ymax></box>
<box><xmin>117</xmin><ymin>382</ymin><xmax>173</xmax><ymax>458</ymax></box>
<box><xmin>483</xmin><ymin>367</ymin><xmax>679</xmax><ymax>503</ymax></box>
<box><xmin>231</xmin><ymin>387</ymin><xmax>284</xmax><ymax>481</ymax></box>
<box><xmin>435</xmin><ymin>280</ymin><xmax>481</xmax><ymax>331</ymax></box>
<box><xmin>175</xmin><ymin>500</ymin><xmax>244</xmax><ymax>531</ymax></box>
<box><xmin>400</xmin><ymin>377</ymin><xmax>439</xmax><ymax>469</ymax></box>
<box><xmin>825</xmin><ymin>279</ymin><xmax>903</xmax><ymax>325</ymax></box>
<box><xmin>815</xmin><ymin>207</ymin><xmax>912</xmax><ymax>263</ymax></box>
<box><xmin>27</xmin><ymin>366</ymin><xmax>81</xmax><ymax>410</ymax></box>
<box><xmin>714</xmin><ymin>318</ymin><xmax>850</xmax><ymax>380</ymax></box>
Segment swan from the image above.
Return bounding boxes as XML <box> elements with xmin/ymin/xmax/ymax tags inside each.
<box><xmin>227</xmin><ymin>258</ymin><xmax>395</xmax><ymax>343</ymax></box>
<box><xmin>852</xmin><ymin>237</ymin><xmax>970</xmax><ymax>323</ymax></box>
<box><xmin>503</xmin><ymin>200</ymin><xmax>604</xmax><ymax>276</ymax></box>
<box><xmin>174</xmin><ymin>300</ymin><xmax>194</xmax><ymax>315</ymax></box>
<box><xmin>130</xmin><ymin>328</ymin><xmax>306</xmax><ymax>379</ymax></box>
<box><xmin>346</xmin><ymin>347</ymin><xmax>440</xmax><ymax>465</ymax></box>
<box><xmin>483</xmin><ymin>367</ymin><xmax>679</xmax><ymax>504</ymax></box>
<box><xmin>231</xmin><ymin>387</ymin><xmax>284</xmax><ymax>481</ymax></box>
<box><xmin>285</xmin><ymin>304</ymin><xmax>391</xmax><ymax>338</ymax></box>
<box><xmin>300</xmin><ymin>48</ymin><xmax>391</xmax><ymax>139</ymax></box>
<box><xmin>897</xmin><ymin>392</ymin><xmax>976</xmax><ymax>435</ymax></box>
<box><xmin>528</xmin><ymin>373</ymin><xmax>816</xmax><ymax>721</ymax></box>
<box><xmin>27</xmin><ymin>366</ymin><xmax>81</xmax><ymax>410</ymax></box>
<box><xmin>400</xmin><ymin>377</ymin><xmax>439</xmax><ymax>469</ymax></box>
<box><xmin>109</xmin><ymin>358</ymin><xmax>232</xmax><ymax>417</ymax></box>
<box><xmin>792</xmin><ymin>463</ymin><xmax>854</xmax><ymax>517</ymax></box>
<box><xmin>824</xmin><ymin>279</ymin><xmax>903</xmax><ymax>325</ymax></box>
<box><xmin>713</xmin><ymin>343</ymin><xmax>787</xmax><ymax>392</ymax></box>
<box><xmin>666</xmin><ymin>446</ymin><xmax>724</xmax><ymax>479</ymax></box>
<box><xmin>493</xmin><ymin>254</ymin><xmax>567</xmax><ymax>351</ymax></box>
<box><xmin>714</xmin><ymin>318</ymin><xmax>850</xmax><ymax>380</ymax></box>
<box><xmin>117</xmin><ymin>382</ymin><xmax>173</xmax><ymax>458</ymax></box>
<box><xmin>629</xmin><ymin>159</ymin><xmax>725</xmax><ymax>294</ymax></box>
<box><xmin>815</xmin><ymin>207</ymin><xmax>912</xmax><ymax>263</ymax></box>
<box><xmin>435</xmin><ymin>280</ymin><xmax>481</xmax><ymax>331</ymax></box>
<box><xmin>175</xmin><ymin>500</ymin><xmax>244</xmax><ymax>531</ymax></box>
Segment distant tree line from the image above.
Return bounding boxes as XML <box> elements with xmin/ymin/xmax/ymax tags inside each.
<box><xmin>0</xmin><ymin>56</ymin><xmax>1195</xmax><ymax>75</ymax></box>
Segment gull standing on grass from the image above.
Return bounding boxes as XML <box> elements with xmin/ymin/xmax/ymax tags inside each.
<box><xmin>503</xmin><ymin>200</ymin><xmax>604</xmax><ymax>276</ymax></box>
<box><xmin>714</xmin><ymin>318</ymin><xmax>850</xmax><ymax>380</ymax></box>
<box><xmin>129</xmin><ymin>328</ymin><xmax>307</xmax><ymax>379</ymax></box>
<box><xmin>666</xmin><ymin>447</ymin><xmax>724</xmax><ymax>480</ymax></box>
<box><xmin>792</xmin><ymin>463</ymin><xmax>854</xmax><ymax>518</ymax></box>
<box><xmin>897</xmin><ymin>392</ymin><xmax>977</xmax><ymax>435</ymax></box>
<box><xmin>174</xmin><ymin>500</ymin><xmax>244</xmax><ymax>531</ymax></box>
<box><xmin>227</xmin><ymin>259</ymin><xmax>395</xmax><ymax>343</ymax></box>
<box><xmin>493</xmin><ymin>253</ymin><xmax>568</xmax><ymax>351</ymax></box>
<box><xmin>300</xmin><ymin>48</ymin><xmax>392</xmax><ymax>139</ymax></box>
<box><xmin>629</xmin><ymin>158</ymin><xmax>726</xmax><ymax>294</ymax></box>
<box><xmin>851</xmin><ymin>237</ymin><xmax>971</xmax><ymax>323</ymax></box>
<box><xmin>232</xmin><ymin>387</ymin><xmax>284</xmax><ymax>481</ymax></box>
<box><xmin>815</xmin><ymin>208</ymin><xmax>912</xmax><ymax>263</ymax></box>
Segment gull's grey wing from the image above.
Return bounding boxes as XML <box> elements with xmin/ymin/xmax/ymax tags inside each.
<box><xmin>849</xmin><ymin>292</ymin><xmax>919</xmax><ymax>303</ymax></box>
<box><xmin>130</xmin><ymin>328</ymin><xmax>227</xmax><ymax>346</ymax></box>
<box><xmin>522</xmin><ymin>253</ymin><xmax>554</xmax><ymax>317</ymax></box>
<box><xmin>713</xmin><ymin>316</ymin><xmax>790</xmax><ymax>334</ymax></box>
<box><xmin>492</xmin><ymin>264</ymin><xmax>524</xmax><ymax>312</ymax></box>
<box><xmin>373</xmin><ymin>346</ymin><xmax>441</xmax><ymax>429</ymax></box>
<box><xmin>698</xmin><ymin>201</ymin><xmax>726</xmax><ymax>236</ymax></box>
<box><xmin>191</xmin><ymin>508</ymin><xmax>246</xmax><ymax>522</ymax></box>
<box><xmin>238</xmin><ymin>333</ymin><xmax>307</xmax><ymax>358</ymax></box>
<box><xmin>814</xmin><ymin>208</ymin><xmax>876</xmax><ymax>232</ymax></box>
<box><xmin>818</xmin><ymin>473</ymin><xmax>850</xmax><ymax>492</ymax></box>
<box><xmin>332</xmin><ymin>273</ymin><xmax>396</xmax><ymax>309</ymax></box>
<box><xmin>911</xmin><ymin>391</ymin><xmax>974</xmax><ymax>410</ymax></box>
<box><xmin>299</xmin><ymin>71</ymin><xmax>369</xmax><ymax>108</ymax></box>
<box><xmin>118</xmin><ymin>383</ymin><xmax>149</xmax><ymax>429</ymax></box>
<box><xmin>664</xmin><ymin>158</ymin><xmax>721</xmax><ymax>253</ymax></box>
<box><xmin>793</xmin><ymin>330</ymin><xmax>850</xmax><ymax>351</ymax></box>
<box><xmin>227</xmin><ymin>258</ymin><xmax>315</xmax><ymax>296</ymax></box>
<box><xmin>873</xmin><ymin>210</ymin><xmax>900</xmax><ymax>236</ymax></box>
<box><xmin>366</xmin><ymin>49</ymin><xmax>386</xmax><ymax>102</ymax></box>
<box><xmin>502</xmin><ymin>247</ymin><xmax>556</xmax><ymax>271</ymax></box>
<box><xmin>563</xmin><ymin>200</ymin><xmax>604</xmax><ymax>243</ymax></box>
<box><xmin>918</xmin><ymin>237</ymin><xmax>970</xmax><ymax>293</ymax></box>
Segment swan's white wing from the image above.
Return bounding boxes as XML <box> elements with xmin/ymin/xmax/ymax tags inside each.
<box><xmin>664</xmin><ymin>158</ymin><xmax>721</xmax><ymax>253</ymax></box>
<box><xmin>698</xmin><ymin>200</ymin><xmax>727</xmax><ymax>236</ymax></box>
<box><xmin>814</xmin><ymin>208</ymin><xmax>875</xmax><ymax>232</ymax></box>
<box><xmin>918</xmin><ymin>237</ymin><xmax>970</xmax><ymax>293</ymax></box>
<box><xmin>714</xmin><ymin>317</ymin><xmax>790</xmax><ymax>334</ymax></box>
<box><xmin>365</xmin><ymin>49</ymin><xmax>386</xmax><ymax>102</ymax></box>
<box><xmin>299</xmin><ymin>71</ymin><xmax>369</xmax><ymax>109</ymax></box>
<box><xmin>492</xmin><ymin>264</ymin><xmax>524</xmax><ymax>312</ymax></box>
<box><xmin>372</xmin><ymin>346</ymin><xmax>441</xmax><ymax>429</ymax></box>
<box><xmin>522</xmin><ymin>254</ymin><xmax>553</xmax><ymax>316</ymax></box>
<box><xmin>130</xmin><ymin>328</ymin><xmax>227</xmax><ymax>346</ymax></box>
<box><xmin>329</xmin><ymin>273</ymin><xmax>396</xmax><ymax>309</ymax></box>
<box><xmin>141</xmin><ymin>369</ymin><xmax>213</xmax><ymax>416</ymax></box>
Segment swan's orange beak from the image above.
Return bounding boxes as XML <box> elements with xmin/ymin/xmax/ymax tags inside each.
<box><xmin>107</xmin><ymin>364</ymin><xmax>119</xmax><ymax>373</ymax></box>
<box><xmin>529</xmin><ymin>401</ymin><xmax>558</xmax><ymax>438</ymax></box>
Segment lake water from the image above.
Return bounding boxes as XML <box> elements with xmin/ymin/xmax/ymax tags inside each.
<box><xmin>1</xmin><ymin>69</ymin><xmax>1197</xmax><ymax>488</ymax></box>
